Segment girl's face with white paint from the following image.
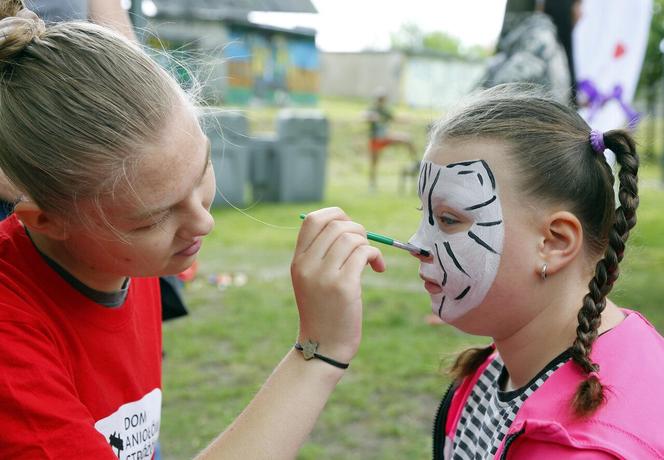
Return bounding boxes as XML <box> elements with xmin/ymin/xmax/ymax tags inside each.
<box><xmin>410</xmin><ymin>139</ymin><xmax>542</xmax><ymax>335</ymax></box>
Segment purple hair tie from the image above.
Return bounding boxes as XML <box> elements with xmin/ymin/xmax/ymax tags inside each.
<box><xmin>589</xmin><ymin>130</ymin><xmax>606</xmax><ymax>154</ymax></box>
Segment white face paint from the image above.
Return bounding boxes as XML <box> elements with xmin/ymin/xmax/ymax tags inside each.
<box><xmin>410</xmin><ymin>159</ymin><xmax>504</xmax><ymax>322</ymax></box>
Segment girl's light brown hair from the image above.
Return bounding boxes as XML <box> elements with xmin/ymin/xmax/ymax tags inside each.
<box><xmin>440</xmin><ymin>84</ymin><xmax>639</xmax><ymax>417</ymax></box>
<box><xmin>0</xmin><ymin>0</ymin><xmax>183</xmax><ymax>217</ymax></box>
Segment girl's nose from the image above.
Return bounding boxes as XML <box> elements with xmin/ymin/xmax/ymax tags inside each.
<box><xmin>411</xmin><ymin>250</ymin><xmax>433</xmax><ymax>264</ymax></box>
<box><xmin>408</xmin><ymin>233</ymin><xmax>433</xmax><ymax>263</ymax></box>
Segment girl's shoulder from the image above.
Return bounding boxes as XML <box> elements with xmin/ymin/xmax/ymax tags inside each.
<box><xmin>591</xmin><ymin>309</ymin><xmax>664</xmax><ymax>382</ymax></box>
<box><xmin>530</xmin><ymin>310</ymin><xmax>664</xmax><ymax>417</ymax></box>
<box><xmin>510</xmin><ymin>311</ymin><xmax>664</xmax><ymax>458</ymax></box>
<box><xmin>437</xmin><ymin>314</ymin><xmax>664</xmax><ymax>458</ymax></box>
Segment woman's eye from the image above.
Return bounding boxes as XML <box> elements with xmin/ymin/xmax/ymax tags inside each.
<box><xmin>136</xmin><ymin>212</ymin><xmax>170</xmax><ymax>231</ymax></box>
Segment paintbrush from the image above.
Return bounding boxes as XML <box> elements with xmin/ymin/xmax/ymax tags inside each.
<box><xmin>299</xmin><ymin>213</ymin><xmax>430</xmax><ymax>257</ymax></box>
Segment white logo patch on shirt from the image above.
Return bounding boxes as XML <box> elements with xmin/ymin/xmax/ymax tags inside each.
<box><xmin>94</xmin><ymin>388</ymin><xmax>162</xmax><ymax>459</ymax></box>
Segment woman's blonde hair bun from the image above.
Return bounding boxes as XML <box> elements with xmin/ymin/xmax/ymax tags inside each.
<box><xmin>0</xmin><ymin>0</ymin><xmax>45</xmax><ymax>62</ymax></box>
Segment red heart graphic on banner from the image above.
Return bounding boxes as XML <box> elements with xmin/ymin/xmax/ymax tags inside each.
<box><xmin>614</xmin><ymin>42</ymin><xmax>626</xmax><ymax>59</ymax></box>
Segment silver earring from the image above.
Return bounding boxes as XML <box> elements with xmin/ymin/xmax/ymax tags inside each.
<box><xmin>541</xmin><ymin>263</ymin><xmax>548</xmax><ymax>280</ymax></box>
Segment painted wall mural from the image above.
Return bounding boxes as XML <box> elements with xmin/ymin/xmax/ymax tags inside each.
<box><xmin>225</xmin><ymin>26</ymin><xmax>319</xmax><ymax>106</ymax></box>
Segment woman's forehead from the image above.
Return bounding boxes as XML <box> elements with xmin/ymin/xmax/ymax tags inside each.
<box><xmin>103</xmin><ymin>108</ymin><xmax>208</xmax><ymax>218</ymax></box>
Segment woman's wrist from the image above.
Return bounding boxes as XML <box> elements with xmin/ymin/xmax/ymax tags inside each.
<box><xmin>294</xmin><ymin>340</ymin><xmax>350</xmax><ymax>370</ymax></box>
<box><xmin>296</xmin><ymin>330</ymin><xmax>359</xmax><ymax>365</ymax></box>
<box><xmin>286</xmin><ymin>348</ymin><xmax>347</xmax><ymax>385</ymax></box>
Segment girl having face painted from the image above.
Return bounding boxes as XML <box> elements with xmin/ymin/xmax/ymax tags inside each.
<box><xmin>0</xmin><ymin>1</ymin><xmax>384</xmax><ymax>458</ymax></box>
<box><xmin>413</xmin><ymin>159</ymin><xmax>504</xmax><ymax>323</ymax></box>
<box><xmin>411</xmin><ymin>85</ymin><xmax>664</xmax><ymax>458</ymax></box>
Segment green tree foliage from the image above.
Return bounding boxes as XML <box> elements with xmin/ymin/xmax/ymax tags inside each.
<box><xmin>389</xmin><ymin>22</ymin><xmax>489</xmax><ymax>58</ymax></box>
<box><xmin>390</xmin><ymin>22</ymin><xmax>427</xmax><ymax>52</ymax></box>
<box><xmin>639</xmin><ymin>0</ymin><xmax>664</xmax><ymax>91</ymax></box>
<box><xmin>422</xmin><ymin>31</ymin><xmax>461</xmax><ymax>55</ymax></box>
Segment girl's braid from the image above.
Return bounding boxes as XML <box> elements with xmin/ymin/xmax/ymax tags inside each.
<box><xmin>570</xmin><ymin>130</ymin><xmax>639</xmax><ymax>416</ymax></box>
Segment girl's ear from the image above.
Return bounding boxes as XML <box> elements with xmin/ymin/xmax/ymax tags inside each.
<box><xmin>13</xmin><ymin>200</ymin><xmax>68</xmax><ymax>241</ymax></box>
<box><xmin>537</xmin><ymin>211</ymin><xmax>583</xmax><ymax>277</ymax></box>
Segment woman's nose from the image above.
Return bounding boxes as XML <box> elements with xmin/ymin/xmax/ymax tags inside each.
<box><xmin>179</xmin><ymin>205</ymin><xmax>215</xmax><ymax>240</ymax></box>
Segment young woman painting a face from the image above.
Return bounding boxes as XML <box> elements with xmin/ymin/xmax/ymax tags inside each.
<box><xmin>0</xmin><ymin>2</ymin><xmax>384</xmax><ymax>458</ymax></box>
<box><xmin>410</xmin><ymin>85</ymin><xmax>664</xmax><ymax>458</ymax></box>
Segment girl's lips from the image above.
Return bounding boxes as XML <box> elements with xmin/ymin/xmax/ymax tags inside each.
<box><xmin>175</xmin><ymin>239</ymin><xmax>202</xmax><ymax>257</ymax></box>
<box><xmin>424</xmin><ymin>280</ymin><xmax>442</xmax><ymax>295</ymax></box>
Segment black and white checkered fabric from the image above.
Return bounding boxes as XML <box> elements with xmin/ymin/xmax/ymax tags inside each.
<box><xmin>451</xmin><ymin>353</ymin><xmax>568</xmax><ymax>460</ymax></box>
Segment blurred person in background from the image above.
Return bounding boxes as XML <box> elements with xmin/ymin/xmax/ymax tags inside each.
<box><xmin>481</xmin><ymin>0</ymin><xmax>582</xmax><ymax>106</ymax></box>
<box><xmin>26</xmin><ymin>0</ymin><xmax>134</xmax><ymax>36</ymax></box>
<box><xmin>365</xmin><ymin>90</ymin><xmax>417</xmax><ymax>191</ymax></box>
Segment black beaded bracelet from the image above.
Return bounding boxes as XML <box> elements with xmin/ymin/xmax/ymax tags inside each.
<box><xmin>294</xmin><ymin>340</ymin><xmax>350</xmax><ymax>370</ymax></box>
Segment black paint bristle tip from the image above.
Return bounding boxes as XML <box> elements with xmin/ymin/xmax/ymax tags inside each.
<box><xmin>420</xmin><ymin>249</ymin><xmax>430</xmax><ymax>257</ymax></box>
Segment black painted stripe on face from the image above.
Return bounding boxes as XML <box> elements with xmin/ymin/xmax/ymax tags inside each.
<box><xmin>427</xmin><ymin>162</ymin><xmax>432</xmax><ymax>178</ymax></box>
<box><xmin>427</xmin><ymin>169</ymin><xmax>441</xmax><ymax>226</ymax></box>
<box><xmin>454</xmin><ymin>286</ymin><xmax>471</xmax><ymax>300</ymax></box>
<box><xmin>476</xmin><ymin>220</ymin><xmax>502</xmax><ymax>227</ymax></box>
<box><xmin>446</xmin><ymin>160</ymin><xmax>479</xmax><ymax>168</ymax></box>
<box><xmin>423</xmin><ymin>164</ymin><xmax>430</xmax><ymax>196</ymax></box>
<box><xmin>464</xmin><ymin>195</ymin><xmax>496</xmax><ymax>211</ymax></box>
<box><xmin>437</xmin><ymin>295</ymin><xmax>446</xmax><ymax>318</ymax></box>
<box><xmin>468</xmin><ymin>230</ymin><xmax>498</xmax><ymax>254</ymax></box>
<box><xmin>457</xmin><ymin>170</ymin><xmax>474</xmax><ymax>175</ymax></box>
<box><xmin>418</xmin><ymin>164</ymin><xmax>425</xmax><ymax>198</ymax></box>
<box><xmin>480</xmin><ymin>160</ymin><xmax>496</xmax><ymax>190</ymax></box>
<box><xmin>477</xmin><ymin>173</ymin><xmax>483</xmax><ymax>186</ymax></box>
<box><xmin>443</xmin><ymin>241</ymin><xmax>470</xmax><ymax>277</ymax></box>
<box><xmin>434</xmin><ymin>243</ymin><xmax>448</xmax><ymax>286</ymax></box>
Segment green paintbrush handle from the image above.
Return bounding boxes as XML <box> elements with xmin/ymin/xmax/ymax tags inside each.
<box><xmin>366</xmin><ymin>231</ymin><xmax>394</xmax><ymax>246</ymax></box>
<box><xmin>299</xmin><ymin>214</ymin><xmax>393</xmax><ymax>245</ymax></box>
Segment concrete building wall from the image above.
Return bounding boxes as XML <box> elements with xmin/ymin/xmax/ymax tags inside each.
<box><xmin>320</xmin><ymin>51</ymin><xmax>486</xmax><ymax>109</ymax></box>
<box><xmin>320</xmin><ymin>52</ymin><xmax>404</xmax><ymax>102</ymax></box>
<box><xmin>402</xmin><ymin>56</ymin><xmax>485</xmax><ymax>108</ymax></box>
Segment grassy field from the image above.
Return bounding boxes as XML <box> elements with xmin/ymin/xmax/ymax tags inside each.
<box><xmin>160</xmin><ymin>98</ymin><xmax>664</xmax><ymax>459</ymax></box>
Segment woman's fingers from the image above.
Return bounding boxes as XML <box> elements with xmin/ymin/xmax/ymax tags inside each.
<box><xmin>295</xmin><ymin>207</ymin><xmax>349</xmax><ymax>254</ymax></box>
<box><xmin>314</xmin><ymin>226</ymin><xmax>368</xmax><ymax>268</ymax></box>
<box><xmin>341</xmin><ymin>245</ymin><xmax>386</xmax><ymax>281</ymax></box>
<box><xmin>291</xmin><ymin>207</ymin><xmax>387</xmax><ymax>364</ymax></box>
<box><xmin>309</xmin><ymin>220</ymin><xmax>366</xmax><ymax>260</ymax></box>
<box><xmin>294</xmin><ymin>207</ymin><xmax>385</xmax><ymax>274</ymax></box>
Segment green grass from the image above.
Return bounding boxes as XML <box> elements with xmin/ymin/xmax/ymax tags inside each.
<box><xmin>160</xmin><ymin>98</ymin><xmax>664</xmax><ymax>459</ymax></box>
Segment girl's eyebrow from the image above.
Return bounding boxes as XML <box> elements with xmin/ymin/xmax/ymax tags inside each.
<box><xmin>131</xmin><ymin>137</ymin><xmax>211</xmax><ymax>221</ymax></box>
<box><xmin>464</xmin><ymin>195</ymin><xmax>497</xmax><ymax>211</ymax></box>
